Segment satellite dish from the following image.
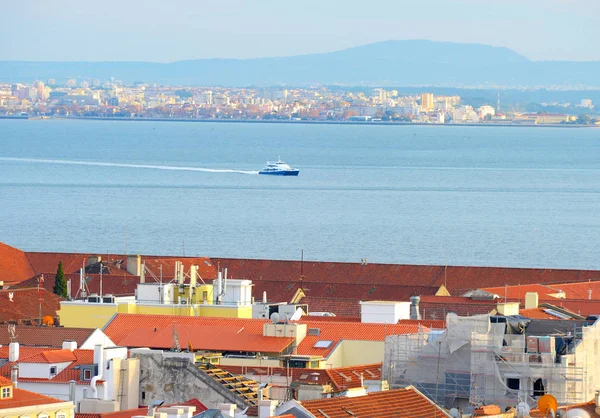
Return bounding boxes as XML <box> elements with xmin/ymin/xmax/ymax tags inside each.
<box><xmin>565</xmin><ymin>409</ymin><xmax>591</xmax><ymax>418</ymax></box>
<box><xmin>270</xmin><ymin>312</ymin><xmax>280</xmax><ymax>324</ymax></box>
<box><xmin>517</xmin><ymin>402</ymin><xmax>531</xmax><ymax>418</ymax></box>
<box><xmin>450</xmin><ymin>408</ymin><xmax>460</xmax><ymax>418</ymax></box>
<box><xmin>538</xmin><ymin>394</ymin><xmax>559</xmax><ymax>416</ymax></box>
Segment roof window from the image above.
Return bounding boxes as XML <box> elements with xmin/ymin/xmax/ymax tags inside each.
<box><xmin>313</xmin><ymin>340</ymin><xmax>333</xmax><ymax>349</ymax></box>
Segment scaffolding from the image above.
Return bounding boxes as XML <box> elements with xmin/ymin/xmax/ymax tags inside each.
<box><xmin>384</xmin><ymin>314</ymin><xmax>597</xmax><ymax>412</ymax></box>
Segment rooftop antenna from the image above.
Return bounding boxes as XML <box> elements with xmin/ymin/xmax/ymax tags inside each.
<box><xmin>300</xmin><ymin>249</ymin><xmax>305</xmax><ymax>290</ymax></box>
<box><xmin>99</xmin><ymin>261</ymin><xmax>103</xmax><ymax>298</ymax></box>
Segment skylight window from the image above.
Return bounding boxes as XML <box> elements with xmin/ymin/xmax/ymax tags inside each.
<box><xmin>313</xmin><ymin>340</ymin><xmax>333</xmax><ymax>349</ymax></box>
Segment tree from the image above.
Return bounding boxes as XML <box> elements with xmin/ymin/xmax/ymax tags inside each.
<box><xmin>53</xmin><ymin>261</ymin><xmax>68</xmax><ymax>298</ymax></box>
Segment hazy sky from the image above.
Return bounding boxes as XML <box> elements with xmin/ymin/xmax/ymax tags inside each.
<box><xmin>3</xmin><ymin>0</ymin><xmax>599</xmax><ymax>62</ymax></box>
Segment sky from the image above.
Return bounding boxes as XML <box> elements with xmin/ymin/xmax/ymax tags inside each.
<box><xmin>2</xmin><ymin>0</ymin><xmax>600</xmax><ymax>62</ymax></box>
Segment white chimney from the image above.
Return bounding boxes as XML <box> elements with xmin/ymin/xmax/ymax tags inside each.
<box><xmin>127</xmin><ymin>255</ymin><xmax>142</xmax><ymax>276</ymax></box>
<box><xmin>263</xmin><ymin>291</ymin><xmax>267</xmax><ymax>304</ymax></box>
<box><xmin>217</xmin><ymin>404</ymin><xmax>236</xmax><ymax>417</ymax></box>
<box><xmin>589</xmin><ymin>289</ymin><xmax>593</xmax><ymax>300</ymax></box>
<box><xmin>9</xmin><ymin>342</ymin><xmax>19</xmax><ymax>362</ymax></box>
<box><xmin>258</xmin><ymin>400</ymin><xmax>278</xmax><ymax>418</ymax></box>
<box><xmin>140</xmin><ymin>263</ymin><xmax>146</xmax><ymax>284</ymax></box>
<box><xmin>63</xmin><ymin>340</ymin><xmax>78</xmax><ymax>351</ymax></box>
<box><xmin>525</xmin><ymin>292</ymin><xmax>539</xmax><ymax>309</ymax></box>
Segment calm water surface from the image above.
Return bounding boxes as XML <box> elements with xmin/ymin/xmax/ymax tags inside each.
<box><xmin>1</xmin><ymin>119</ymin><xmax>599</xmax><ymax>269</ymax></box>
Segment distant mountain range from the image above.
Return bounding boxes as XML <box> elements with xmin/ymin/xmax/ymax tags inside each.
<box><xmin>2</xmin><ymin>40</ymin><xmax>600</xmax><ymax>88</ymax></box>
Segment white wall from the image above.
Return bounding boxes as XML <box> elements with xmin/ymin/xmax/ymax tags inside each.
<box><xmin>19</xmin><ymin>362</ymin><xmax>72</xmax><ymax>379</ymax></box>
<box><xmin>81</xmin><ymin>329</ymin><xmax>116</xmax><ymax>349</ymax></box>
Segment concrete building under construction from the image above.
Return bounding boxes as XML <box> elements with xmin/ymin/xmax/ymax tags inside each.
<box><xmin>384</xmin><ymin>311</ymin><xmax>600</xmax><ymax>413</ymax></box>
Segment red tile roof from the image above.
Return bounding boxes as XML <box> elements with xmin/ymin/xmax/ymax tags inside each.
<box><xmin>479</xmin><ymin>284</ymin><xmax>561</xmax><ymax>300</ymax></box>
<box><xmin>417</xmin><ymin>296</ymin><xmax>499</xmax><ymax>320</ymax></box>
<box><xmin>104</xmin><ymin>314</ymin><xmax>293</xmax><ymax>354</ymax></box>
<box><xmin>325</xmin><ymin>363</ymin><xmax>382</xmax><ymax>391</ymax></box>
<box><xmin>295</xmin><ymin>320</ymin><xmax>424</xmax><ymax>357</ymax></box>
<box><xmin>0</xmin><ymin>288</ymin><xmax>63</xmax><ymax>325</ymax></box>
<box><xmin>219</xmin><ymin>365</ymin><xmax>332</xmax><ymax>387</ymax></box>
<box><xmin>0</xmin><ymin>242</ymin><xmax>35</xmax><ymax>286</ymax></box>
<box><xmin>519</xmin><ymin>308</ymin><xmax>573</xmax><ymax>320</ymax></box>
<box><xmin>0</xmin><ymin>325</ymin><xmax>96</xmax><ymax>347</ymax></box>
<box><xmin>212</xmin><ymin>257</ymin><xmax>600</xmax><ymax>293</ymax></box>
<box><xmin>298</xmin><ymin>386</ymin><xmax>450</xmax><ymax>418</ymax></box>
<box><xmin>21</xmin><ymin>349</ymin><xmax>77</xmax><ymax>363</ymax></box>
<box><xmin>550</xmin><ymin>281</ymin><xmax>600</xmax><ymax>300</ymax></box>
<box><xmin>540</xmin><ymin>299</ymin><xmax>600</xmax><ymax>317</ymax></box>
<box><xmin>104</xmin><ymin>314</ymin><xmax>422</xmax><ymax>358</ymax></box>
<box><xmin>14</xmin><ymin>273</ymin><xmax>140</xmax><ymax>298</ymax></box>
<box><xmin>0</xmin><ymin>386</ymin><xmax>68</xmax><ymax>409</ymax></box>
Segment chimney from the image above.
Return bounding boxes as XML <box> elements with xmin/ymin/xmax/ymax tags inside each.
<box><xmin>9</xmin><ymin>341</ymin><xmax>19</xmax><ymax>362</ymax></box>
<box><xmin>589</xmin><ymin>289</ymin><xmax>593</xmax><ymax>300</ymax></box>
<box><xmin>258</xmin><ymin>400</ymin><xmax>278</xmax><ymax>418</ymax></box>
<box><xmin>140</xmin><ymin>263</ymin><xmax>146</xmax><ymax>284</ymax></box>
<box><xmin>127</xmin><ymin>255</ymin><xmax>142</xmax><ymax>276</ymax></box>
<box><xmin>87</xmin><ymin>256</ymin><xmax>101</xmax><ymax>266</ymax></box>
<box><xmin>69</xmin><ymin>380</ymin><xmax>76</xmax><ymax>402</ymax></box>
<box><xmin>525</xmin><ymin>292</ymin><xmax>539</xmax><ymax>309</ymax></box>
<box><xmin>410</xmin><ymin>296</ymin><xmax>421</xmax><ymax>320</ymax></box>
<box><xmin>217</xmin><ymin>404</ymin><xmax>236</xmax><ymax>417</ymax></box>
<box><xmin>10</xmin><ymin>365</ymin><xmax>18</xmax><ymax>388</ymax></box>
<box><xmin>63</xmin><ymin>340</ymin><xmax>78</xmax><ymax>351</ymax></box>
<box><xmin>190</xmin><ymin>265</ymin><xmax>197</xmax><ymax>288</ymax></box>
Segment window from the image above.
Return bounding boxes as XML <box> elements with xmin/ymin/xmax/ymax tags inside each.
<box><xmin>313</xmin><ymin>340</ymin><xmax>333</xmax><ymax>349</ymax></box>
<box><xmin>56</xmin><ymin>413</ymin><xmax>66</xmax><ymax>418</ymax></box>
<box><xmin>38</xmin><ymin>414</ymin><xmax>49</xmax><ymax>418</ymax></box>
<box><xmin>507</xmin><ymin>378</ymin><xmax>520</xmax><ymax>391</ymax></box>
<box><xmin>83</xmin><ymin>369</ymin><xmax>92</xmax><ymax>381</ymax></box>
<box><xmin>2</xmin><ymin>387</ymin><xmax>12</xmax><ymax>399</ymax></box>
<box><xmin>50</xmin><ymin>366</ymin><xmax>57</xmax><ymax>376</ymax></box>
<box><xmin>141</xmin><ymin>391</ymin><xmax>146</xmax><ymax>400</ymax></box>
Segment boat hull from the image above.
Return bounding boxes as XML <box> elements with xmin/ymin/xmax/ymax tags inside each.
<box><xmin>258</xmin><ymin>170</ymin><xmax>299</xmax><ymax>176</ymax></box>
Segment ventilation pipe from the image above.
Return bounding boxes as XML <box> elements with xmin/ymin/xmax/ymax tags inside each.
<box><xmin>595</xmin><ymin>391</ymin><xmax>600</xmax><ymax>415</ymax></box>
<box><xmin>216</xmin><ymin>271</ymin><xmax>222</xmax><ymax>304</ymax></box>
<box><xmin>263</xmin><ymin>291</ymin><xmax>267</xmax><ymax>304</ymax></box>
<box><xmin>190</xmin><ymin>265</ymin><xmax>197</xmax><ymax>289</ymax></box>
<box><xmin>410</xmin><ymin>296</ymin><xmax>421</xmax><ymax>320</ymax></box>
<box><xmin>589</xmin><ymin>289</ymin><xmax>593</xmax><ymax>300</ymax></box>
<box><xmin>91</xmin><ymin>345</ymin><xmax>104</xmax><ymax>399</ymax></box>
<box><xmin>69</xmin><ymin>380</ymin><xmax>76</xmax><ymax>402</ymax></box>
<box><xmin>10</xmin><ymin>365</ymin><xmax>18</xmax><ymax>388</ymax></box>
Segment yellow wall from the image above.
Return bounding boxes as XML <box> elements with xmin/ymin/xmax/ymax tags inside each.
<box><xmin>58</xmin><ymin>301</ymin><xmax>253</xmax><ymax>328</ymax></box>
<box><xmin>0</xmin><ymin>400</ymin><xmax>75</xmax><ymax>418</ymax></box>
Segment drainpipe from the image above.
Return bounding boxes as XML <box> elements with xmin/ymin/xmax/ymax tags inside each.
<box><xmin>91</xmin><ymin>345</ymin><xmax>103</xmax><ymax>399</ymax></box>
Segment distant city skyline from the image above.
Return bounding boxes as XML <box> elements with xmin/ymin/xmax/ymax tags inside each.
<box><xmin>2</xmin><ymin>0</ymin><xmax>600</xmax><ymax>62</ymax></box>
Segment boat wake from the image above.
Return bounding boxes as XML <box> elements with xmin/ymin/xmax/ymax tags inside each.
<box><xmin>0</xmin><ymin>157</ymin><xmax>259</xmax><ymax>175</ymax></box>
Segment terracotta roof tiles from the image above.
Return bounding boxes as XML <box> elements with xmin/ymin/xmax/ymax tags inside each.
<box><xmin>0</xmin><ymin>288</ymin><xmax>62</xmax><ymax>325</ymax></box>
<box><xmin>212</xmin><ymin>257</ymin><xmax>600</xmax><ymax>293</ymax></box>
<box><xmin>0</xmin><ymin>242</ymin><xmax>35</xmax><ymax>286</ymax></box>
<box><xmin>0</xmin><ymin>386</ymin><xmax>68</xmax><ymax>409</ymax></box>
<box><xmin>298</xmin><ymin>386</ymin><xmax>450</xmax><ymax>418</ymax></box>
<box><xmin>0</xmin><ymin>325</ymin><xmax>96</xmax><ymax>347</ymax></box>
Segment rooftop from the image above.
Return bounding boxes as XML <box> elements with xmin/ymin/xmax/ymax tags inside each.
<box><xmin>0</xmin><ymin>325</ymin><xmax>96</xmax><ymax>347</ymax></box>
<box><xmin>297</xmin><ymin>386</ymin><xmax>450</xmax><ymax>418</ymax></box>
